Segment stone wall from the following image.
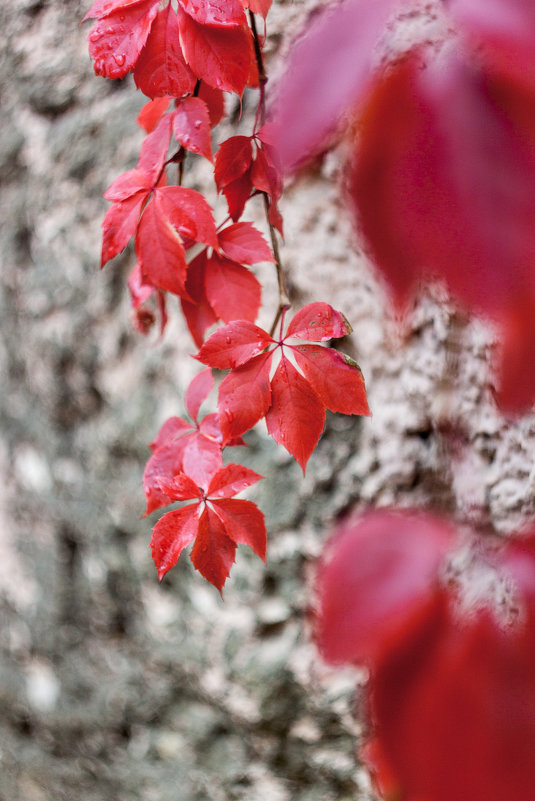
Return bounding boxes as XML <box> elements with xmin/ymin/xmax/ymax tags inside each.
<box><xmin>1</xmin><ymin>1</ymin><xmax>534</xmax><ymax>799</ymax></box>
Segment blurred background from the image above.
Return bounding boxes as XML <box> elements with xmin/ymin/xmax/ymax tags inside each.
<box><xmin>2</xmin><ymin>1</ymin><xmax>535</xmax><ymax>799</ymax></box>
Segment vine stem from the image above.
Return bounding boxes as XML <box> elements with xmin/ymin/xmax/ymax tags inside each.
<box><xmin>249</xmin><ymin>9</ymin><xmax>290</xmax><ymax>335</ymax></box>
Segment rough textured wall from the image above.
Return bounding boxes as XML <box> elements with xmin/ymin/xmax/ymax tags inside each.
<box><xmin>1</xmin><ymin>1</ymin><xmax>534</xmax><ymax>800</ymax></box>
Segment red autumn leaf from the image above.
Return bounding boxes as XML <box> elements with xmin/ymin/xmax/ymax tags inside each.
<box><xmin>128</xmin><ymin>262</ymin><xmax>153</xmax><ymax>307</ymax></box>
<box><xmin>214</xmin><ymin>136</ymin><xmax>253</xmax><ymax>189</ymax></box>
<box><xmin>448</xmin><ymin>0</ymin><xmax>535</xmax><ymax>87</ymax></box>
<box><xmin>83</xmin><ymin>0</ymin><xmax>145</xmax><ymax>21</ymax></box>
<box><xmin>197</xmin><ymin>304</ymin><xmax>371</xmax><ymax>470</ymax></box>
<box><xmin>136</xmin><ymin>192</ymin><xmax>188</xmax><ymax>296</ymax></box>
<box><xmin>350</xmin><ymin>50</ymin><xmax>535</xmax><ymax>412</ymax></box>
<box><xmin>204</xmin><ymin>253</ymin><xmax>261</xmax><ymax>323</ymax></box>
<box><xmin>134</xmin><ymin>4</ymin><xmax>196</xmax><ymax>99</ymax></box>
<box><xmin>150</xmin><ymin>462</ymin><xmax>266</xmax><ymax>590</ymax></box>
<box><xmin>178</xmin><ymin>0</ymin><xmax>247</xmax><ymax>27</ymax></box>
<box><xmin>127</xmin><ymin>263</ymin><xmax>168</xmax><ymax>336</ymax></box>
<box><xmin>177</xmin><ymin>6</ymin><xmax>252</xmax><ymax>95</ymax></box>
<box><xmin>101</xmin><ymin>191</ymin><xmax>148</xmax><ymax>266</ymax></box>
<box><xmin>265</xmin><ymin>354</ymin><xmax>325</xmax><ymax>472</ymax></box>
<box><xmin>87</xmin><ymin>0</ymin><xmax>159</xmax><ymax>79</ymax></box>
<box><xmin>172</xmin><ymin>97</ymin><xmax>213</xmax><ymax>161</ymax></box>
<box><xmin>293</xmin><ymin>345</ymin><xmax>369</xmax><ymax>416</ymax></box>
<box><xmin>315</xmin><ymin>510</ymin><xmax>456</xmax><ymax>666</ymax></box>
<box><xmin>156</xmin><ymin>186</ymin><xmax>218</xmax><ymax>250</ymax></box>
<box><xmin>350</xmin><ymin>53</ymin><xmax>535</xmax><ymax>315</ymax></box>
<box><xmin>103</xmin><ymin>168</ymin><xmax>152</xmax><ymax>202</ymax></box>
<box><xmin>217</xmin><ymin>352</ymin><xmax>273</xmax><ymax>441</ymax></box>
<box><xmin>218</xmin><ymin>222</ymin><xmax>274</xmax><ymax>264</ymax></box>
<box><xmin>190</xmin><ymin>506</ymin><xmax>237</xmax><ymax>591</ymax></box>
<box><xmin>180</xmin><ymin>251</ymin><xmax>218</xmax><ymax>347</ymax></box>
<box><xmin>197</xmin><ymin>320</ymin><xmax>273</xmax><ymax>368</ymax></box>
<box><xmin>206</xmin><ymin>463</ymin><xmax>262</xmax><ymax>498</ymax></box>
<box><xmin>211</xmin><ymin>498</ymin><xmax>266</xmax><ymax>560</ymax></box>
<box><xmin>197</xmin><ymin>81</ymin><xmax>225</xmax><ymax>127</ymax></box>
<box><xmin>370</xmin><ymin>595</ymin><xmax>535</xmax><ymax>801</ymax></box>
<box><xmin>185</xmin><ymin>367</ymin><xmax>213</xmax><ymax>423</ymax></box>
<box><xmin>136</xmin><ymin>185</ymin><xmax>218</xmax><ymax>296</ymax></box>
<box><xmin>137</xmin><ymin>114</ymin><xmax>173</xmax><ymax>179</ymax></box>
<box><xmin>144</xmin><ymin>417</ymin><xmax>222</xmax><ymax>512</ymax></box>
<box><xmin>285</xmin><ymin>301</ymin><xmax>352</xmax><ymax>341</ymax></box>
<box><xmin>137</xmin><ymin>97</ymin><xmax>172</xmax><ymax>133</ymax></box>
<box><xmin>270</xmin><ymin>0</ymin><xmax>396</xmax><ymax>171</ymax></box>
<box><xmin>150</xmin><ymin>504</ymin><xmax>200</xmax><ymax>580</ymax></box>
<box><xmin>221</xmin><ymin>172</ymin><xmax>253</xmax><ymax>221</ymax></box>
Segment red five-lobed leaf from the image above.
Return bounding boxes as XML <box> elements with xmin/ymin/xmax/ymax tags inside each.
<box><xmin>150</xmin><ymin>462</ymin><xmax>265</xmax><ymax>591</ymax></box>
<box><xmin>197</xmin><ymin>304</ymin><xmax>370</xmax><ymax>471</ymax></box>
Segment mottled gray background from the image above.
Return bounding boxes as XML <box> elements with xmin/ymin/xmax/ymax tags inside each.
<box><xmin>1</xmin><ymin>1</ymin><xmax>534</xmax><ymax>799</ymax></box>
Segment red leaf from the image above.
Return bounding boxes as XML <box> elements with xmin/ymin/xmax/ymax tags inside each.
<box><xmin>156</xmin><ymin>185</ymin><xmax>218</xmax><ymax>249</ymax></box>
<box><xmin>214</xmin><ymin>136</ymin><xmax>253</xmax><ymax>189</ymax></box>
<box><xmin>196</xmin><ymin>321</ymin><xmax>273</xmax><ymax>369</ymax></box>
<box><xmin>448</xmin><ymin>0</ymin><xmax>535</xmax><ymax>87</ymax></box>
<box><xmin>211</xmin><ymin>498</ymin><xmax>266</xmax><ymax>561</ymax></box>
<box><xmin>172</xmin><ymin>97</ymin><xmax>213</xmax><ymax>161</ymax></box>
<box><xmin>222</xmin><ymin>172</ymin><xmax>253</xmax><ymax>221</ymax></box>
<box><xmin>316</xmin><ymin>510</ymin><xmax>455</xmax><ymax>665</ymax></box>
<box><xmin>204</xmin><ymin>253</ymin><xmax>261</xmax><ymax>323</ymax></box>
<box><xmin>185</xmin><ymin>367</ymin><xmax>213</xmax><ymax>423</ymax></box>
<box><xmin>190</xmin><ymin>506</ymin><xmax>237</xmax><ymax>592</ymax></box>
<box><xmin>143</xmin><ymin>442</ymin><xmax>188</xmax><ymax>514</ymax></box>
<box><xmin>181</xmin><ymin>432</ymin><xmax>223</xmax><ymax>490</ymax></box>
<box><xmin>177</xmin><ymin>7</ymin><xmax>252</xmax><ymax>95</ymax></box>
<box><xmin>137</xmin><ymin>114</ymin><xmax>173</xmax><ymax>180</ymax></box>
<box><xmin>265</xmin><ymin>354</ymin><xmax>325</xmax><ymax>473</ymax></box>
<box><xmin>198</xmin><ymin>306</ymin><xmax>371</xmax><ymax>467</ymax></box>
<box><xmin>178</xmin><ymin>0</ymin><xmax>246</xmax><ymax>27</ymax></box>
<box><xmin>101</xmin><ymin>191</ymin><xmax>147</xmax><ymax>266</ymax></box>
<box><xmin>198</xmin><ymin>81</ymin><xmax>225</xmax><ymax>127</ymax></box>
<box><xmin>218</xmin><ymin>352</ymin><xmax>272</xmax><ymax>440</ymax></box>
<box><xmin>285</xmin><ymin>301</ymin><xmax>352</xmax><ymax>341</ymax></box>
<box><xmin>207</xmin><ymin>463</ymin><xmax>263</xmax><ymax>498</ymax></box>
<box><xmin>218</xmin><ymin>222</ymin><xmax>274</xmax><ymax>264</ymax></box>
<box><xmin>128</xmin><ymin>263</ymin><xmax>153</xmax><ymax>307</ymax></box>
<box><xmin>350</xmin><ymin>53</ymin><xmax>535</xmax><ymax>315</ymax></box>
<box><xmin>151</xmin><ymin>504</ymin><xmax>199</xmax><ymax>580</ymax></box>
<box><xmin>136</xmin><ymin>193</ymin><xmax>188</xmax><ymax>297</ymax></box>
<box><xmin>150</xmin><ymin>416</ymin><xmax>191</xmax><ymax>453</ymax></box>
<box><xmin>103</xmin><ymin>168</ymin><xmax>152</xmax><ymax>202</ymax></box>
<box><xmin>134</xmin><ymin>4</ymin><xmax>196</xmax><ymax>99</ymax></box>
<box><xmin>370</xmin><ymin>597</ymin><xmax>535</xmax><ymax>801</ymax></box>
<box><xmin>270</xmin><ymin>0</ymin><xmax>396</xmax><ymax>171</ymax></box>
<box><xmin>293</xmin><ymin>344</ymin><xmax>370</xmax><ymax>416</ymax></box>
<box><xmin>157</xmin><ymin>472</ymin><xmax>203</xmax><ymax>501</ymax></box>
<box><xmin>496</xmin><ymin>300</ymin><xmax>535</xmax><ymax>413</ymax></box>
<box><xmin>83</xmin><ymin>0</ymin><xmax>145</xmax><ymax>21</ymax></box>
<box><xmin>137</xmin><ymin>97</ymin><xmax>172</xmax><ymax>133</ymax></box>
<box><xmin>181</xmin><ymin>251</ymin><xmax>218</xmax><ymax>347</ymax></box>
<box><xmin>87</xmin><ymin>0</ymin><xmax>159</xmax><ymax>79</ymax></box>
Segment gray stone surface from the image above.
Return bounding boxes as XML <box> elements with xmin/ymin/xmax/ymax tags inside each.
<box><xmin>1</xmin><ymin>0</ymin><xmax>535</xmax><ymax>799</ymax></box>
